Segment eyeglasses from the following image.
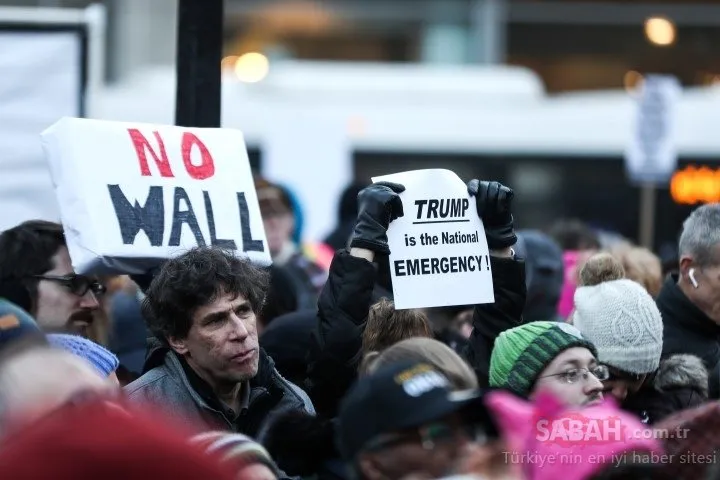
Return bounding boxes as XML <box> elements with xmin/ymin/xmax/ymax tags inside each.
<box><xmin>540</xmin><ymin>365</ymin><xmax>610</xmax><ymax>384</ymax></box>
<box><xmin>33</xmin><ymin>274</ymin><xmax>106</xmax><ymax>297</ymax></box>
<box><xmin>364</xmin><ymin>419</ymin><xmax>488</xmax><ymax>452</ymax></box>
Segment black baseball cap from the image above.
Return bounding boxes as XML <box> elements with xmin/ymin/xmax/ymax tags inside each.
<box><xmin>337</xmin><ymin>360</ymin><xmax>497</xmax><ymax>461</ymax></box>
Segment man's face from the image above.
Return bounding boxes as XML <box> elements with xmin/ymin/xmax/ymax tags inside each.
<box><xmin>262</xmin><ymin>211</ymin><xmax>294</xmax><ymax>257</ymax></box>
<box><xmin>680</xmin><ymin>255</ymin><xmax>720</xmax><ymax>324</ymax></box>
<box><xmin>171</xmin><ymin>291</ymin><xmax>260</xmax><ymax>387</ymax></box>
<box><xmin>34</xmin><ymin>246</ymin><xmax>100</xmax><ymax>334</ymax></box>
<box><xmin>532</xmin><ymin>347</ymin><xmax>604</xmax><ymax>407</ymax></box>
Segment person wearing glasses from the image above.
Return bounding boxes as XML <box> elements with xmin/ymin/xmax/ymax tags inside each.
<box><xmin>489</xmin><ymin>321</ymin><xmax>606</xmax><ymax>407</ymax></box>
<box><xmin>337</xmin><ymin>360</ymin><xmax>501</xmax><ymax>480</ymax></box>
<box><xmin>0</xmin><ymin>220</ymin><xmax>105</xmax><ymax>335</ymax></box>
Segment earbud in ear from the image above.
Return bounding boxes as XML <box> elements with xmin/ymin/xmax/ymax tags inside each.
<box><xmin>689</xmin><ymin>268</ymin><xmax>699</xmax><ymax>289</ymax></box>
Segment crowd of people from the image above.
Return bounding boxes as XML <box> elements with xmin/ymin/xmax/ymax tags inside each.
<box><xmin>0</xmin><ymin>174</ymin><xmax>719</xmax><ymax>480</ymax></box>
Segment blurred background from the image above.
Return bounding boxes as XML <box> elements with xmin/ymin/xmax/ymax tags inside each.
<box><xmin>2</xmin><ymin>0</ymin><xmax>720</xmax><ymax>252</ymax></box>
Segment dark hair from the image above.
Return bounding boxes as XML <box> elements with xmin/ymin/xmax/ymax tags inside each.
<box><xmin>0</xmin><ymin>221</ymin><xmax>66</xmax><ymax>308</ymax></box>
<box><xmin>361</xmin><ymin>298</ymin><xmax>433</xmax><ymax>355</ymax></box>
<box><xmin>142</xmin><ymin>247</ymin><xmax>270</xmax><ymax>342</ymax></box>
<box><xmin>548</xmin><ymin>219</ymin><xmax>601</xmax><ymax>251</ymax></box>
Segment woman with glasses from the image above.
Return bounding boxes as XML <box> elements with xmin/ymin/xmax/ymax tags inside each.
<box><xmin>489</xmin><ymin>321</ymin><xmax>605</xmax><ymax>407</ymax></box>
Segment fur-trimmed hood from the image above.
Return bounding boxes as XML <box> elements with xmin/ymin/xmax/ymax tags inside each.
<box><xmin>653</xmin><ymin>354</ymin><xmax>709</xmax><ymax>398</ymax></box>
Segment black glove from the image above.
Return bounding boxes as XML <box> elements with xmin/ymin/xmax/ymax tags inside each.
<box><xmin>467</xmin><ymin>179</ymin><xmax>516</xmax><ymax>250</ymax></box>
<box><xmin>349</xmin><ymin>182</ymin><xmax>405</xmax><ymax>254</ymax></box>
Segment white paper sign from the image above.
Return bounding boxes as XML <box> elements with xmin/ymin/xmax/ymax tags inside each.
<box><xmin>372</xmin><ymin>169</ymin><xmax>494</xmax><ymax>309</ymax></box>
<box><xmin>41</xmin><ymin>117</ymin><xmax>271</xmax><ymax>274</ymax></box>
<box><xmin>625</xmin><ymin>74</ymin><xmax>681</xmax><ymax>184</ymax></box>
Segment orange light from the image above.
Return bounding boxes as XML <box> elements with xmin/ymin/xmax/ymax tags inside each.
<box><xmin>670</xmin><ymin>166</ymin><xmax>720</xmax><ymax>205</ymax></box>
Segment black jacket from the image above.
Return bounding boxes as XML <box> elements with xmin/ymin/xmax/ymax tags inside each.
<box><xmin>623</xmin><ymin>354</ymin><xmax>709</xmax><ymax>424</ymax></box>
<box><xmin>305</xmin><ymin>250</ymin><xmax>526</xmax><ymax>418</ymax></box>
<box><xmin>657</xmin><ymin>275</ymin><xmax>720</xmax><ymax>398</ymax></box>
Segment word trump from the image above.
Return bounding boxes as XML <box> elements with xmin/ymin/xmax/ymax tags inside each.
<box><xmin>414</xmin><ymin>198</ymin><xmax>470</xmax><ymax>223</ymax></box>
<box><xmin>108</xmin><ymin>129</ymin><xmax>264</xmax><ymax>252</ymax></box>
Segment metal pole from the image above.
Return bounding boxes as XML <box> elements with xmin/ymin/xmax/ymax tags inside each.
<box><xmin>639</xmin><ymin>183</ymin><xmax>656</xmax><ymax>250</ymax></box>
<box><xmin>175</xmin><ymin>0</ymin><xmax>224</xmax><ymax>128</ymax></box>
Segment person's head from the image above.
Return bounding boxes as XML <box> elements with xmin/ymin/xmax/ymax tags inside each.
<box><xmin>338</xmin><ymin>361</ymin><xmax>499</xmax><ymax>480</ymax></box>
<box><xmin>0</xmin><ymin>221</ymin><xmax>104</xmax><ymax>334</ymax></box>
<box><xmin>489</xmin><ymin>321</ymin><xmax>604</xmax><ymax>407</ymax></box>
<box><xmin>361</xmin><ymin>298</ymin><xmax>433</xmax><ymax>358</ymax></box>
<box><xmin>610</xmin><ymin>246</ymin><xmax>663</xmax><ymax>298</ymax></box>
<box><xmin>0</xmin><ymin>399</ymin><xmax>237</xmax><ymax>479</ymax></box>
<box><xmin>0</xmin><ymin>298</ymin><xmax>45</xmax><ymax>355</ymax></box>
<box><xmin>364</xmin><ymin>337</ymin><xmax>478</xmax><ymax>390</ymax></box>
<box><xmin>574</xmin><ymin>256</ymin><xmax>664</xmax><ymax>402</ymax></box>
<box><xmin>142</xmin><ymin>247</ymin><xmax>269</xmax><ymax>389</ymax></box>
<box><xmin>190</xmin><ymin>431</ymin><xmax>281</xmax><ymax>480</ymax></box>
<box><xmin>255</xmin><ymin>177</ymin><xmax>295</xmax><ymax>257</ymax></box>
<box><xmin>0</xmin><ymin>345</ymin><xmax>113</xmax><ymax>434</ymax></box>
<box><xmin>578</xmin><ymin>252</ymin><xmax>625</xmax><ymax>288</ymax></box>
<box><xmin>678</xmin><ymin>204</ymin><xmax>720</xmax><ymax>323</ymax></box>
<box><xmin>47</xmin><ymin>334</ymin><xmax>120</xmax><ymax>386</ymax></box>
<box><xmin>548</xmin><ymin>219</ymin><xmax>601</xmax><ymax>252</ymax></box>
<box><xmin>515</xmin><ymin>230</ymin><xmax>564</xmax><ymax>321</ymax></box>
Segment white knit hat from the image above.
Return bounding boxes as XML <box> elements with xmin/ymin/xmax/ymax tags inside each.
<box><xmin>573</xmin><ymin>279</ymin><xmax>663</xmax><ymax>374</ymax></box>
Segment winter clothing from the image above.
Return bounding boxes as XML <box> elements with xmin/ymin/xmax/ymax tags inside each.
<box><xmin>190</xmin><ymin>431</ymin><xmax>283</xmax><ymax>477</ymax></box>
<box><xmin>657</xmin><ymin>274</ymin><xmax>720</xmax><ymax>398</ymax></box>
<box><xmin>514</xmin><ymin>230</ymin><xmax>564</xmax><ymax>322</ymax></box>
<box><xmin>349</xmin><ymin>182</ymin><xmax>405</xmax><ymax>255</ymax></box>
<box><xmin>124</xmin><ymin>342</ymin><xmax>314</xmax><ymax>444</ymax></box>
<box><xmin>0</xmin><ymin>399</ymin><xmax>237</xmax><ymax>479</ymax></box>
<box><xmin>623</xmin><ymin>354</ymin><xmax>708</xmax><ymax>424</ymax></box>
<box><xmin>48</xmin><ymin>334</ymin><xmax>119</xmax><ymax>377</ymax></box>
<box><xmin>260</xmin><ymin>309</ymin><xmax>316</xmax><ymax>388</ymax></box>
<box><xmin>337</xmin><ymin>361</ymin><xmax>496</xmax><ymax>462</ymax></box>
<box><xmin>0</xmin><ymin>298</ymin><xmax>43</xmax><ymax>351</ymax></box>
<box><xmin>485</xmin><ymin>390</ymin><xmax>662</xmax><ymax>480</ymax></box>
<box><xmin>573</xmin><ymin>279</ymin><xmax>663</xmax><ymax>375</ymax></box>
<box><xmin>558</xmin><ymin>251</ymin><xmax>582</xmax><ymax>319</ymax></box>
<box><xmin>489</xmin><ymin>321</ymin><xmax>597</xmax><ymax>397</ymax></box>
<box><xmin>467</xmin><ymin>180</ymin><xmax>516</xmax><ymax>250</ymax></box>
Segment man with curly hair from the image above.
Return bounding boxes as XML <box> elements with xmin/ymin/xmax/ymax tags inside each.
<box><xmin>124</xmin><ymin>247</ymin><xmax>313</xmax><ymax>443</ymax></box>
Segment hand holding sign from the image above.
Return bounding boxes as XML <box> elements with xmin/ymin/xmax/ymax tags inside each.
<box><xmin>467</xmin><ymin>180</ymin><xmax>517</xmax><ymax>250</ymax></box>
<box><xmin>371</xmin><ymin>169</ymin><xmax>495</xmax><ymax>309</ymax></box>
<box><xmin>41</xmin><ymin>117</ymin><xmax>271</xmax><ymax>275</ymax></box>
<box><xmin>349</xmin><ymin>182</ymin><xmax>406</xmax><ymax>255</ymax></box>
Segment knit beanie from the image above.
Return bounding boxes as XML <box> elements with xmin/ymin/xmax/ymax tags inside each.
<box><xmin>48</xmin><ymin>334</ymin><xmax>120</xmax><ymax>378</ymax></box>
<box><xmin>573</xmin><ymin>279</ymin><xmax>663</xmax><ymax>374</ymax></box>
<box><xmin>190</xmin><ymin>431</ymin><xmax>281</xmax><ymax>476</ymax></box>
<box><xmin>489</xmin><ymin>321</ymin><xmax>597</xmax><ymax>397</ymax></box>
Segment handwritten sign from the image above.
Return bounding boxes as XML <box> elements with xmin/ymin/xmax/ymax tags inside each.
<box><xmin>372</xmin><ymin>169</ymin><xmax>494</xmax><ymax>309</ymax></box>
<box><xmin>40</xmin><ymin>117</ymin><xmax>271</xmax><ymax>274</ymax></box>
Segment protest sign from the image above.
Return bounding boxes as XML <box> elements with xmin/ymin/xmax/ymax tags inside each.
<box><xmin>40</xmin><ymin>117</ymin><xmax>270</xmax><ymax>274</ymax></box>
<box><xmin>371</xmin><ymin>169</ymin><xmax>494</xmax><ymax>309</ymax></box>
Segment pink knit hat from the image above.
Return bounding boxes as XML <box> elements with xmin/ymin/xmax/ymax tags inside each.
<box><xmin>485</xmin><ymin>390</ymin><xmax>662</xmax><ymax>480</ymax></box>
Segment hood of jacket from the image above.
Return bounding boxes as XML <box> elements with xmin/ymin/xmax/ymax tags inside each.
<box><xmin>653</xmin><ymin>354</ymin><xmax>709</xmax><ymax>398</ymax></box>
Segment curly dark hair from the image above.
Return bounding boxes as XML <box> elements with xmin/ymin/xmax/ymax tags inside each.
<box><xmin>0</xmin><ymin>220</ymin><xmax>66</xmax><ymax>310</ymax></box>
<box><xmin>142</xmin><ymin>247</ymin><xmax>270</xmax><ymax>342</ymax></box>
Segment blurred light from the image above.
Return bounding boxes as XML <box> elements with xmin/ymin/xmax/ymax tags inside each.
<box><xmin>644</xmin><ymin>17</ymin><xmax>676</xmax><ymax>46</ymax></box>
<box><xmin>221</xmin><ymin>55</ymin><xmax>238</xmax><ymax>72</ymax></box>
<box><xmin>671</xmin><ymin>166</ymin><xmax>720</xmax><ymax>204</ymax></box>
<box><xmin>623</xmin><ymin>70</ymin><xmax>644</xmax><ymax>93</ymax></box>
<box><xmin>234</xmin><ymin>53</ymin><xmax>269</xmax><ymax>83</ymax></box>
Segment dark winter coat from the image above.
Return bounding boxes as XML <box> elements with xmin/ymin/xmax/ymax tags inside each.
<box><xmin>657</xmin><ymin>275</ymin><xmax>720</xmax><ymax>398</ymax></box>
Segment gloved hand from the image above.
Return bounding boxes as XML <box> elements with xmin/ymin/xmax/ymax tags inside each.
<box><xmin>349</xmin><ymin>182</ymin><xmax>405</xmax><ymax>254</ymax></box>
<box><xmin>467</xmin><ymin>179</ymin><xmax>517</xmax><ymax>250</ymax></box>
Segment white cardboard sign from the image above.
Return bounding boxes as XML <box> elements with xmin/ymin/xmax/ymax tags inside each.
<box><xmin>372</xmin><ymin>169</ymin><xmax>494</xmax><ymax>309</ymax></box>
<box><xmin>40</xmin><ymin>117</ymin><xmax>271</xmax><ymax>274</ymax></box>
